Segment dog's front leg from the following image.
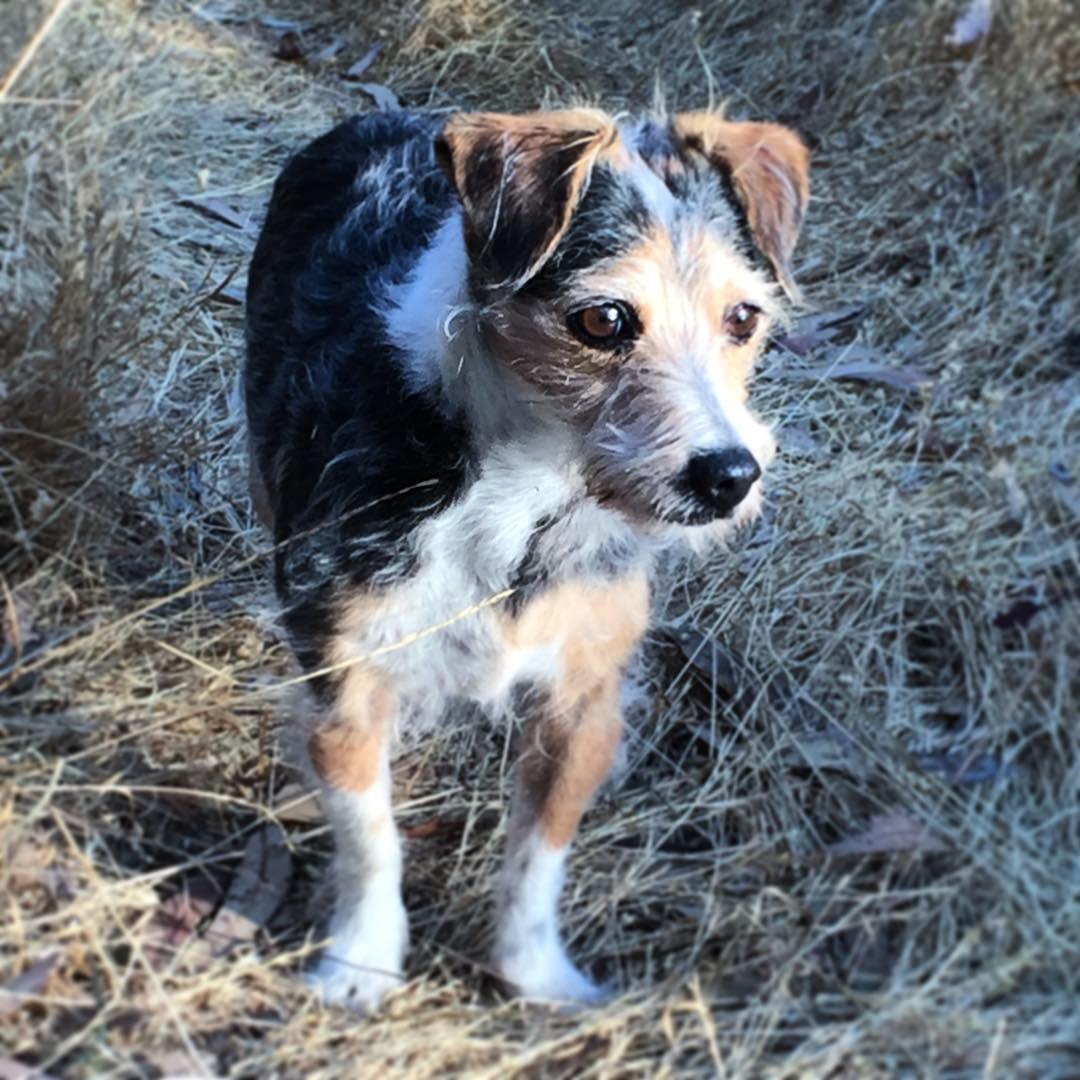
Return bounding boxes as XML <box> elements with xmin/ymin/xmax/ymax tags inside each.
<box><xmin>306</xmin><ymin>666</ymin><xmax>408</xmax><ymax>1010</ymax></box>
<box><xmin>493</xmin><ymin>672</ymin><xmax>624</xmax><ymax>1006</ymax></box>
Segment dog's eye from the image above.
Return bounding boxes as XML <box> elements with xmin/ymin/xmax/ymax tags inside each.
<box><xmin>725</xmin><ymin>302</ymin><xmax>762</xmax><ymax>343</ymax></box>
<box><xmin>568</xmin><ymin>302</ymin><xmax>637</xmax><ymax>349</ymax></box>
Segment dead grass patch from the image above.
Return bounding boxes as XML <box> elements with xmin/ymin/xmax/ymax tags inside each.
<box><xmin>1</xmin><ymin>0</ymin><xmax>1077</xmax><ymax>1076</ymax></box>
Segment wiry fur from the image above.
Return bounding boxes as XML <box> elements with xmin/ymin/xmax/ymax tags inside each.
<box><xmin>245</xmin><ymin>106</ymin><xmax>809</xmax><ymax>1008</ymax></box>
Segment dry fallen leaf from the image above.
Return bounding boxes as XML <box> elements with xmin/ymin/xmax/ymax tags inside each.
<box><xmin>990</xmin><ymin>459</ymin><xmax>1028</xmax><ymax>522</ymax></box>
<box><xmin>4</xmin><ymin>836</ymin><xmax>75</xmax><ymax>900</ymax></box>
<box><xmin>203</xmin><ymin>824</ymin><xmax>292</xmax><ymax>955</ymax></box>
<box><xmin>666</xmin><ymin>626</ymin><xmax>751</xmax><ymax>700</ymax></box>
<box><xmin>785</xmin><ymin>731</ymin><xmax>867</xmax><ymax>777</ymax></box>
<box><xmin>915</xmin><ymin>750</ymin><xmax>1014</xmax><ymax>784</ymax></box>
<box><xmin>259</xmin><ymin>16</ymin><xmax>308</xmax><ymax>33</ymax></box>
<box><xmin>354</xmin><ymin>82</ymin><xmax>400</xmax><ymax>112</ymax></box>
<box><xmin>273</xmin><ymin>30</ymin><xmax>305</xmax><ymax>62</ymax></box>
<box><xmin>401</xmin><ymin>816</ymin><xmax>464</xmax><ymax>840</ymax></box>
<box><xmin>826</xmin><ymin>810</ymin><xmax>948</xmax><ymax>858</ymax></box>
<box><xmin>779</xmin><ymin>423</ymin><xmax>825</xmax><ymax>460</ymax></box>
<box><xmin>1</xmin><ymin>584</ymin><xmax>40</xmax><ymax>668</ymax></box>
<box><xmin>344</xmin><ymin>42</ymin><xmax>382</xmax><ymax>80</ymax></box>
<box><xmin>946</xmin><ymin>0</ymin><xmax>993</xmax><ymax>48</ymax></box>
<box><xmin>272</xmin><ymin>783</ymin><xmax>322</xmax><ymax>824</ymax></box>
<box><xmin>311</xmin><ymin>36</ymin><xmax>345</xmax><ymax>64</ymax></box>
<box><xmin>774</xmin><ymin>305</ymin><xmax>866</xmax><ymax>356</ymax></box>
<box><xmin>144</xmin><ymin>884</ymin><xmax>218</xmax><ymax>970</ymax></box>
<box><xmin>178</xmin><ymin>197</ymin><xmax>257</xmax><ymax>234</ymax></box>
<box><xmin>0</xmin><ymin>954</ymin><xmax>58</xmax><ymax>1017</ymax></box>
<box><xmin>768</xmin><ymin>345</ymin><xmax>933</xmax><ymax>394</ymax></box>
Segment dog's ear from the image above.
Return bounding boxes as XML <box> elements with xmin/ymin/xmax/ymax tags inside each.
<box><xmin>673</xmin><ymin>113</ymin><xmax>810</xmax><ymax>294</ymax></box>
<box><xmin>435</xmin><ymin>110</ymin><xmax>617</xmax><ymax>293</ymax></box>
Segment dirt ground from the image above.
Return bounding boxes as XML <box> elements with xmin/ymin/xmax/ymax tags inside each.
<box><xmin>1</xmin><ymin>0</ymin><xmax>1078</xmax><ymax>1076</ymax></box>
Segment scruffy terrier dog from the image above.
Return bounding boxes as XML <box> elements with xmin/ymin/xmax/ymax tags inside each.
<box><xmin>245</xmin><ymin>107</ymin><xmax>809</xmax><ymax>1009</ymax></box>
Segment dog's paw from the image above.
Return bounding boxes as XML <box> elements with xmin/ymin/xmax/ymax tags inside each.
<box><xmin>307</xmin><ymin>953</ymin><xmax>404</xmax><ymax>1012</ymax></box>
<box><xmin>308</xmin><ymin>898</ymin><xmax>408</xmax><ymax>1012</ymax></box>
<box><xmin>494</xmin><ymin>936</ymin><xmax>611</xmax><ymax>1008</ymax></box>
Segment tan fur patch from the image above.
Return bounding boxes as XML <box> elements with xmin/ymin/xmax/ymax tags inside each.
<box><xmin>504</xmin><ymin>574</ymin><xmax>649</xmax><ymax>848</ymax></box>
<box><xmin>580</xmin><ymin>223</ymin><xmax>775</xmax><ymax>396</ymax></box>
<box><xmin>672</xmin><ymin>113</ymin><xmax>811</xmax><ymax>292</ymax></box>
<box><xmin>329</xmin><ymin>591</ymin><xmax>387</xmax><ymax>669</ymax></box>
<box><xmin>518</xmin><ymin>675</ymin><xmax>623</xmax><ymax>849</ymax></box>
<box><xmin>502</xmin><ymin>572</ymin><xmax>649</xmax><ymax>705</ymax></box>
<box><xmin>308</xmin><ymin>665</ymin><xmax>395</xmax><ymax>792</ymax></box>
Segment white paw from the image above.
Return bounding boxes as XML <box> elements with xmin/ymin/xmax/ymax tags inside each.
<box><xmin>307</xmin><ymin>952</ymin><xmax>404</xmax><ymax>1012</ymax></box>
<box><xmin>494</xmin><ymin>933</ymin><xmax>610</xmax><ymax>1007</ymax></box>
<box><xmin>308</xmin><ymin>897</ymin><xmax>408</xmax><ymax>1012</ymax></box>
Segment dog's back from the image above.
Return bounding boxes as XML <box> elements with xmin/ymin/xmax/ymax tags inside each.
<box><xmin>246</xmin><ymin>112</ymin><xmax>467</xmax><ymax>595</ymax></box>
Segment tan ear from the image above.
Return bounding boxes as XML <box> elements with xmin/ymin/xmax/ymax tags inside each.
<box><xmin>435</xmin><ymin>110</ymin><xmax>617</xmax><ymax>293</ymax></box>
<box><xmin>673</xmin><ymin>113</ymin><xmax>810</xmax><ymax>294</ymax></box>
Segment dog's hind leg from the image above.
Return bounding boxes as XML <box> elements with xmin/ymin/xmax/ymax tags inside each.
<box><xmin>306</xmin><ymin>666</ymin><xmax>408</xmax><ymax>1011</ymax></box>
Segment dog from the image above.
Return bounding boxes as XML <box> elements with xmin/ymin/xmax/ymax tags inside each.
<box><xmin>244</xmin><ymin>106</ymin><xmax>809</xmax><ymax>1010</ymax></box>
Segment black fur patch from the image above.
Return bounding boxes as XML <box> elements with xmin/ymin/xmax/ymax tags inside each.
<box><xmin>707</xmin><ymin>157</ymin><xmax>772</xmax><ymax>280</ymax></box>
<box><xmin>633</xmin><ymin>120</ymin><xmax>693</xmax><ymax>199</ymax></box>
<box><xmin>455</xmin><ymin>128</ymin><xmax>611</xmax><ymax>292</ymax></box>
<box><xmin>523</xmin><ymin>163</ymin><xmax>654</xmax><ymax>298</ymax></box>
<box><xmin>245</xmin><ymin>112</ymin><xmax>474</xmax><ymax>676</ymax></box>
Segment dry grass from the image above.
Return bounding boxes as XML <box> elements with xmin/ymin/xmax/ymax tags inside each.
<box><xmin>2</xmin><ymin>0</ymin><xmax>1078</xmax><ymax>1076</ymax></box>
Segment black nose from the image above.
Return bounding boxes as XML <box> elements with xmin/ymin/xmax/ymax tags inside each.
<box><xmin>685</xmin><ymin>448</ymin><xmax>761</xmax><ymax>517</ymax></box>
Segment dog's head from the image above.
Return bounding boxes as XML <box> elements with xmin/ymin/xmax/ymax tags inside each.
<box><xmin>435</xmin><ymin>108</ymin><xmax>810</xmax><ymax>537</ymax></box>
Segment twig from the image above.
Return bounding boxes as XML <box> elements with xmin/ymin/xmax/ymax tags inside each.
<box><xmin>0</xmin><ymin>0</ymin><xmax>79</xmax><ymax>103</ymax></box>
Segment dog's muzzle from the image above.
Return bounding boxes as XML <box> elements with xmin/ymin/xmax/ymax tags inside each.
<box><xmin>680</xmin><ymin>447</ymin><xmax>761</xmax><ymax>520</ymax></box>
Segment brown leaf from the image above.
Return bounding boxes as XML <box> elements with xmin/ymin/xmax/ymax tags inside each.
<box><xmin>344</xmin><ymin>43</ymin><xmax>382</xmax><ymax>79</ymax></box>
<box><xmin>826</xmin><ymin>810</ymin><xmax>948</xmax><ymax>858</ymax></box>
<box><xmin>273</xmin><ymin>30</ymin><xmax>305</xmax><ymax>62</ymax></box>
<box><xmin>769</xmin><ymin>345</ymin><xmax>932</xmax><ymax>393</ymax></box>
<box><xmin>666</xmin><ymin>624</ymin><xmax>813</xmax><ymax>726</ymax></box>
<box><xmin>202</xmin><ymin>824</ymin><xmax>292</xmax><ymax>955</ymax></box>
<box><xmin>144</xmin><ymin>883</ymin><xmax>218</xmax><ymax>970</ymax></box>
<box><xmin>993</xmin><ymin>596</ymin><xmax>1043</xmax><ymax>629</ymax></box>
<box><xmin>1</xmin><ymin>584</ymin><xmax>39</xmax><ymax>666</ymax></box>
<box><xmin>204</xmin><ymin>277</ymin><xmax>246</xmax><ymax>307</ymax></box>
<box><xmin>178</xmin><ymin>197</ymin><xmax>257</xmax><ymax>234</ymax></box>
<box><xmin>826</xmin><ymin>916</ymin><xmax>895</xmax><ymax>991</ymax></box>
<box><xmin>354</xmin><ymin>82</ymin><xmax>400</xmax><ymax>112</ymax></box>
<box><xmin>0</xmin><ymin>954</ymin><xmax>58</xmax><ymax>1017</ymax></box>
<box><xmin>5</xmin><ymin>838</ymin><xmax>76</xmax><ymax>900</ymax></box>
<box><xmin>667</xmin><ymin>626</ymin><xmax>751</xmax><ymax>699</ymax></box>
<box><xmin>774</xmin><ymin>305</ymin><xmax>866</xmax><ymax>356</ymax></box>
<box><xmin>311</xmin><ymin>36</ymin><xmax>345</xmax><ymax>64</ymax></box>
<box><xmin>272</xmin><ymin>784</ymin><xmax>322</xmax><ymax>824</ymax></box>
<box><xmin>785</xmin><ymin>731</ymin><xmax>867</xmax><ymax>777</ymax></box>
<box><xmin>401</xmin><ymin>816</ymin><xmax>464</xmax><ymax>840</ymax></box>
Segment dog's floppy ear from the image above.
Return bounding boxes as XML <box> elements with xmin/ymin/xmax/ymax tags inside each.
<box><xmin>435</xmin><ymin>110</ymin><xmax>618</xmax><ymax>293</ymax></box>
<box><xmin>673</xmin><ymin>113</ymin><xmax>810</xmax><ymax>295</ymax></box>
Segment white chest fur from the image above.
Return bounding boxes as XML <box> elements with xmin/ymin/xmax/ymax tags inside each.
<box><xmin>332</xmin><ymin>434</ymin><xmax>647</xmax><ymax>728</ymax></box>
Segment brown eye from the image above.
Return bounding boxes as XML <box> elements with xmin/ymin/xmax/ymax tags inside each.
<box><xmin>726</xmin><ymin>302</ymin><xmax>762</xmax><ymax>343</ymax></box>
<box><xmin>568</xmin><ymin>302</ymin><xmax>638</xmax><ymax>349</ymax></box>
